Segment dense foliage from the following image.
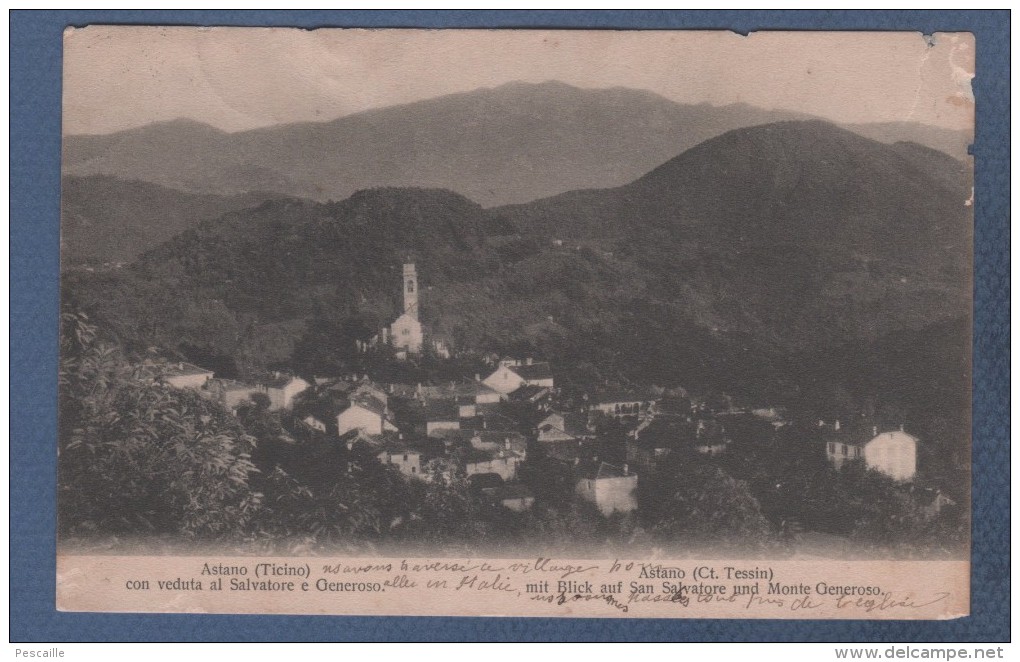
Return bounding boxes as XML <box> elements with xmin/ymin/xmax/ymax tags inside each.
<box><xmin>58</xmin><ymin>312</ymin><xmax>263</xmax><ymax>538</ymax></box>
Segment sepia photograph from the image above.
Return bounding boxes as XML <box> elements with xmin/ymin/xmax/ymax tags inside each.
<box><xmin>54</xmin><ymin>25</ymin><xmax>975</xmax><ymax>619</ymax></box>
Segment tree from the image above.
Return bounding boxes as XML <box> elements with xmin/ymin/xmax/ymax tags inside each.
<box><xmin>256</xmin><ymin>466</ymin><xmax>391</xmax><ymax>551</ymax></box>
<box><xmin>58</xmin><ymin>311</ymin><xmax>263</xmax><ymax>540</ymax></box>
<box><xmin>648</xmin><ymin>458</ymin><xmax>775</xmax><ymax>551</ymax></box>
<box><xmin>748</xmin><ymin>426</ymin><xmax>846</xmax><ymax>535</ymax></box>
<box><xmin>837</xmin><ymin>462</ymin><xmax>936</xmax><ymax>552</ymax></box>
<box><xmin>385</xmin><ymin>458</ymin><xmax>499</xmax><ymax>549</ymax></box>
<box><xmin>518</xmin><ymin>456</ymin><xmax>574</xmax><ymax>505</ymax></box>
<box><xmin>251</xmin><ymin>439</ymin><xmax>424</xmax><ymax>553</ymax></box>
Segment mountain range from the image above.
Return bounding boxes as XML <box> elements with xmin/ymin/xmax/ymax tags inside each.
<box><xmin>65</xmin><ymin>119</ymin><xmax>972</xmax><ymax>412</ymax></box>
<box><xmin>61</xmin><ymin>175</ymin><xmax>274</xmax><ymax>265</ymax></box>
<box><xmin>63</xmin><ymin>81</ymin><xmax>971</xmax><ymax>209</ymax></box>
<box><xmin>497</xmin><ymin>120</ymin><xmax>972</xmax><ymax>348</ymax></box>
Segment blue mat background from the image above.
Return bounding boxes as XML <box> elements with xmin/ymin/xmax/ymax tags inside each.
<box><xmin>10</xmin><ymin>10</ymin><xmax>1009</xmax><ymax>642</ymax></box>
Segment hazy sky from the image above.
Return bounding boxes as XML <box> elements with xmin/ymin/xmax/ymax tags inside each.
<box><xmin>63</xmin><ymin>27</ymin><xmax>974</xmax><ymax>135</ymax></box>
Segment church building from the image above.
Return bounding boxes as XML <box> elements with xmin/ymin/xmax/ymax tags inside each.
<box><xmin>390</xmin><ymin>263</ymin><xmax>424</xmax><ymax>354</ymax></box>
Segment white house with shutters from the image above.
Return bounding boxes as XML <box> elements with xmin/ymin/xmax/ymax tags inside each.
<box><xmin>825</xmin><ymin>423</ymin><xmax>918</xmax><ymax>482</ymax></box>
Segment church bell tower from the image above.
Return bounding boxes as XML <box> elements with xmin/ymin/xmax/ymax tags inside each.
<box><xmin>403</xmin><ymin>263</ymin><xmax>419</xmax><ymax>320</ymax></box>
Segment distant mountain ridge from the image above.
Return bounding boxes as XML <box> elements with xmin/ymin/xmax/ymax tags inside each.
<box><xmin>63</xmin><ymin>81</ymin><xmax>971</xmax><ymax>207</ymax></box>
<box><xmin>61</xmin><ymin>175</ymin><xmax>276</xmax><ymax>265</ymax></box>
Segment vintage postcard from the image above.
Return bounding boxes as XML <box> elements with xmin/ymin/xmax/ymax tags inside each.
<box><xmin>57</xmin><ymin>27</ymin><xmax>974</xmax><ymax>619</ymax></box>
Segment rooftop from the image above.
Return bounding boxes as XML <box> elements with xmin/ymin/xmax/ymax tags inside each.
<box><xmin>633</xmin><ymin>417</ymin><xmax>694</xmax><ymax>449</ymax></box>
<box><xmin>296</xmin><ymin>393</ymin><xmax>348</xmax><ymax>424</ymax></box>
<box><xmin>595</xmin><ymin>388</ymin><xmax>658</xmax><ymax>404</ymax></box>
<box><xmin>417</xmin><ymin>381</ymin><xmax>502</xmax><ymax>400</ymax></box>
<box><xmin>376</xmin><ymin>440</ymin><xmax>422</xmax><ymax>456</ymax></box>
<box><xmin>816</xmin><ymin>418</ymin><xmax>913</xmax><ymax>448</ymax></box>
<box><xmin>508</xmin><ymin>362</ymin><xmax>554</xmax><ymax>381</ymax></box>
<box><xmin>486</xmin><ymin>484</ymin><xmax>534</xmax><ymax>501</ymax></box>
<box><xmin>339</xmin><ymin>429</ymin><xmax>380</xmax><ymax>448</ymax></box>
<box><xmin>508</xmin><ymin>384</ymin><xmax>551</xmax><ymax>401</ymax></box>
<box><xmin>345</xmin><ymin>391</ymin><xmax>390</xmax><ymax>419</ymax></box>
<box><xmin>470</xmin><ymin>430</ymin><xmax>527</xmax><ymax>447</ymax></box>
<box><xmin>261</xmin><ymin>372</ymin><xmax>305</xmax><ymax>389</ymax></box>
<box><xmin>163</xmin><ymin>361</ymin><xmax>214</xmax><ymax>377</ymax></box>
<box><xmin>538</xmin><ymin>411</ymin><xmax>591</xmax><ymax>437</ymax></box>
<box><xmin>207</xmin><ymin>377</ymin><xmax>257</xmax><ymax>391</ymax></box>
<box><xmin>461</xmin><ymin>411</ymin><xmax>519</xmax><ymax>432</ymax></box>
<box><xmin>461</xmin><ymin>447</ymin><xmax>502</xmax><ymax>464</ymax></box>
<box><xmin>575</xmin><ymin>460</ymin><xmax>634</xmax><ymax>481</ymax></box>
<box><xmin>424</xmin><ymin>398</ymin><xmax>459</xmax><ymax>421</ymax></box>
<box><xmin>655</xmin><ymin>397</ymin><xmax>691</xmax><ymax>416</ymax></box>
<box><xmin>822</xmin><ymin>423</ymin><xmax>918</xmax><ymax>448</ymax></box>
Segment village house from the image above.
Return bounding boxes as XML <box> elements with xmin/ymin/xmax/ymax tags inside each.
<box><xmin>295</xmin><ymin>394</ymin><xmax>346</xmax><ymax>436</ymax></box>
<box><xmin>381</xmin><ymin>393</ymin><xmax>426</xmax><ymax>434</ymax></box>
<box><xmin>470</xmin><ymin>382</ymin><xmax>504</xmax><ymax>404</ymax></box>
<box><xmin>338</xmin><ymin>428</ymin><xmax>379</xmax><ymax>451</ymax></box>
<box><xmin>205</xmin><ymin>378</ymin><xmax>261</xmax><ymax>411</ymax></box>
<box><xmin>823</xmin><ymin>421</ymin><xmax>918</xmax><ymax>482</ymax></box>
<box><xmin>431</xmin><ymin>338</ymin><xmax>452</xmax><ymax>359</ymax></box>
<box><xmin>300</xmin><ymin>412</ymin><xmax>330</xmax><ymax>434</ymax></box>
<box><xmin>338</xmin><ymin>393</ymin><xmax>399</xmax><ymax>436</ymax></box>
<box><xmin>750</xmin><ymin>405</ymin><xmax>789</xmax><ymax>428</ymax></box>
<box><xmin>483</xmin><ymin>484</ymin><xmax>536</xmax><ymax>512</ymax></box>
<box><xmin>574</xmin><ymin>461</ymin><xmax>638</xmax><ymax>516</ymax></box>
<box><xmin>469</xmin><ymin>430</ymin><xmax>527</xmax><ymax>457</ymax></box>
<box><xmin>483</xmin><ymin>358</ymin><xmax>554</xmax><ymax>394</ymax></box>
<box><xmin>462</xmin><ymin>447</ymin><xmax>523</xmax><ymax>482</ymax></box>
<box><xmin>626</xmin><ymin>439</ymin><xmax>671</xmax><ymax>474</ymax></box>
<box><xmin>426</xmin><ymin>428</ymin><xmax>474</xmax><ymax>450</ymax></box>
<box><xmin>461</xmin><ymin>407</ymin><xmax>519</xmax><ymax>434</ymax></box>
<box><xmin>508</xmin><ymin>384</ymin><xmax>552</xmax><ymax>404</ymax></box>
<box><xmin>536</xmin><ymin>411</ymin><xmax>594</xmax><ymax>443</ymax></box>
<box><xmin>457</xmin><ymin>396</ymin><xmax>477</xmax><ymax>419</ymax></box>
<box><xmin>376</xmin><ymin>440</ymin><xmax>425</xmax><ymax>479</ymax></box>
<box><xmin>625</xmin><ymin>416</ymin><xmax>689</xmax><ymax>472</ymax></box>
<box><xmin>161</xmin><ymin>362</ymin><xmax>214</xmax><ymax>391</ymax></box>
<box><xmin>331</xmin><ymin>378</ymin><xmax>389</xmax><ymax>406</ymax></box>
<box><xmin>414</xmin><ymin>380</ymin><xmax>504</xmax><ymax>405</ymax></box>
<box><xmin>592</xmin><ymin>388</ymin><xmax>657</xmax><ymax>417</ymax></box>
<box><xmin>455</xmin><ymin>394</ymin><xmax>502</xmax><ymax>420</ymax></box>
<box><xmin>539</xmin><ymin>438</ymin><xmax>593</xmax><ymax>463</ymax></box>
<box><xmin>384</xmin><ymin>383</ymin><xmax>418</xmax><ymax>399</ymax></box>
<box><xmin>258</xmin><ymin>373</ymin><xmax>310</xmax><ymax>411</ymax></box>
<box><xmin>860</xmin><ymin>428</ymin><xmax>918</xmax><ymax>482</ymax></box>
<box><xmin>916</xmin><ymin>488</ymin><xmax>957</xmax><ymax>519</ymax></box>
<box><xmin>425</xmin><ymin>399</ymin><xmax>460</xmax><ymax>436</ymax></box>
<box><xmin>694</xmin><ymin>418</ymin><xmax>731</xmax><ymax>455</ymax></box>
<box><xmin>654</xmin><ymin>394</ymin><xmax>693</xmax><ymax>419</ymax></box>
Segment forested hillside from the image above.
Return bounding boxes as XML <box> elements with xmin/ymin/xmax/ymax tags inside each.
<box><xmin>64</xmin><ymin>121</ymin><xmax>971</xmax><ymax>424</ymax></box>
